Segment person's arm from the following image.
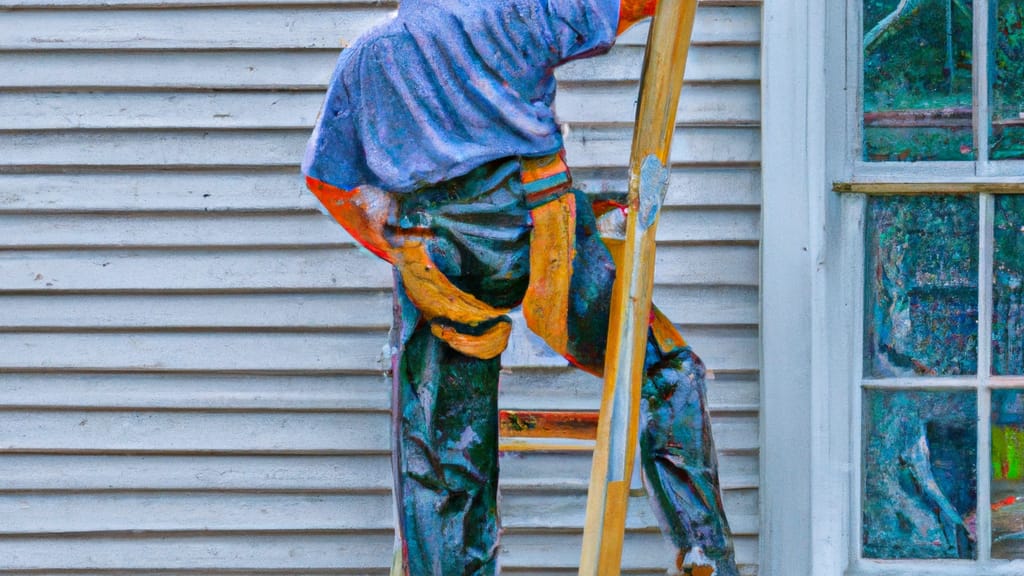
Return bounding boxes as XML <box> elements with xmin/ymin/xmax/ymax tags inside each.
<box><xmin>617</xmin><ymin>0</ymin><xmax>657</xmax><ymax>34</ymax></box>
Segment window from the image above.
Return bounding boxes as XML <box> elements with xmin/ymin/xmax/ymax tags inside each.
<box><xmin>837</xmin><ymin>0</ymin><xmax>1024</xmax><ymax>571</ymax></box>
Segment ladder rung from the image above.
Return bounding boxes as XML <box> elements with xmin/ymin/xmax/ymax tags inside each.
<box><xmin>498</xmin><ymin>409</ymin><xmax>599</xmax><ymax>440</ymax></box>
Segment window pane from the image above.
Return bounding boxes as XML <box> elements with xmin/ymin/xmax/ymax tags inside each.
<box><xmin>991</xmin><ymin>0</ymin><xmax>1024</xmax><ymax>159</ymax></box>
<box><xmin>864</xmin><ymin>195</ymin><xmax>979</xmax><ymax>377</ymax></box>
<box><xmin>993</xmin><ymin>196</ymin><xmax>1024</xmax><ymax>374</ymax></box>
<box><xmin>993</xmin><ymin>389</ymin><xmax>1024</xmax><ymax>558</ymax></box>
<box><xmin>863</xmin><ymin>388</ymin><xmax>977</xmax><ymax>559</ymax></box>
<box><xmin>863</xmin><ymin>0</ymin><xmax>974</xmax><ymax>161</ymax></box>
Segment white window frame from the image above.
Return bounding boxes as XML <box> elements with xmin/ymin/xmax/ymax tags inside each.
<box><xmin>762</xmin><ymin>1</ymin><xmax>1024</xmax><ymax>574</ymax></box>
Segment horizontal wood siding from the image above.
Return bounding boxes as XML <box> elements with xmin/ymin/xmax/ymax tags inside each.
<box><xmin>0</xmin><ymin>0</ymin><xmax>761</xmax><ymax>573</ymax></box>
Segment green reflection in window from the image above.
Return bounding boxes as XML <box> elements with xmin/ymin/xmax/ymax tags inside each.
<box><xmin>992</xmin><ymin>389</ymin><xmax>1024</xmax><ymax>558</ymax></box>
<box><xmin>993</xmin><ymin>196</ymin><xmax>1024</xmax><ymax>374</ymax></box>
<box><xmin>864</xmin><ymin>195</ymin><xmax>978</xmax><ymax>377</ymax></box>
<box><xmin>863</xmin><ymin>388</ymin><xmax>977</xmax><ymax>559</ymax></box>
<box><xmin>991</xmin><ymin>0</ymin><xmax>1024</xmax><ymax>160</ymax></box>
<box><xmin>864</xmin><ymin>0</ymin><xmax>974</xmax><ymax>161</ymax></box>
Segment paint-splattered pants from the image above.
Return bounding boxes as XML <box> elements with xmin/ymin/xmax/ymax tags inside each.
<box><xmin>384</xmin><ymin>158</ymin><xmax>738</xmax><ymax>575</ymax></box>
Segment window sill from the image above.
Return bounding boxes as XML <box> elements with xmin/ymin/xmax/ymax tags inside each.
<box><xmin>847</xmin><ymin>559</ymin><xmax>1024</xmax><ymax>576</ymax></box>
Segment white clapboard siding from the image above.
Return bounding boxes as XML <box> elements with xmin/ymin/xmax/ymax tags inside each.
<box><xmin>0</xmin><ymin>84</ymin><xmax>759</xmax><ymax>130</ymax></box>
<box><xmin>0</xmin><ymin>534</ymin><xmax>759</xmax><ymax>573</ymax></box>
<box><xmin>0</xmin><ymin>490</ymin><xmax>760</xmax><ymax>534</ymax></box>
<box><xmin>0</xmin><ymin>168</ymin><xmax>760</xmax><ymax>212</ymax></box>
<box><xmin>0</xmin><ymin>285</ymin><xmax>756</xmax><ymax>328</ymax></box>
<box><xmin>0</xmin><ymin>127</ymin><xmax>760</xmax><ymax>168</ymax></box>
<box><xmin>0</xmin><ymin>5</ymin><xmax>758</xmax><ymax>50</ymax></box>
<box><xmin>0</xmin><ymin>0</ymin><xmax>762</xmax><ymax>573</ymax></box>
<box><xmin>0</xmin><ymin>328</ymin><xmax>755</xmax><ymax>373</ymax></box>
<box><xmin>0</xmin><ymin>46</ymin><xmax>759</xmax><ymax>89</ymax></box>
<box><xmin>0</xmin><ymin>450</ymin><xmax>759</xmax><ymax>492</ymax></box>
<box><xmin>0</xmin><ymin>207</ymin><xmax>759</xmax><ymax>247</ymax></box>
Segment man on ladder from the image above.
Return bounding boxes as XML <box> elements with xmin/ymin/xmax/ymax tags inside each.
<box><xmin>302</xmin><ymin>0</ymin><xmax>737</xmax><ymax>574</ymax></box>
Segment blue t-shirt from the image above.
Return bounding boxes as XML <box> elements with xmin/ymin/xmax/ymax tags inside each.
<box><xmin>302</xmin><ymin>0</ymin><xmax>620</xmax><ymax>193</ymax></box>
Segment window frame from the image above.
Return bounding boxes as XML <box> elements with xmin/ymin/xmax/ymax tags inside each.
<box><xmin>838</xmin><ymin>0</ymin><xmax>1024</xmax><ymax>572</ymax></box>
<box><xmin>761</xmin><ymin>0</ymin><xmax>1024</xmax><ymax>574</ymax></box>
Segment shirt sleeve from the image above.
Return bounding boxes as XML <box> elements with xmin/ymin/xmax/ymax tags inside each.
<box><xmin>545</xmin><ymin>0</ymin><xmax>620</xmax><ymax>62</ymax></box>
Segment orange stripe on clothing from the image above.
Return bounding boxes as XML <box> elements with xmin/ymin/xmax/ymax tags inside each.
<box><xmin>520</xmin><ymin>153</ymin><xmax>569</xmax><ymax>183</ymax></box>
<box><xmin>522</xmin><ymin>193</ymin><xmax>577</xmax><ymax>355</ymax></box>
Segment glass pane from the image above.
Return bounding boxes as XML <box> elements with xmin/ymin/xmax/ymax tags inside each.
<box><xmin>992</xmin><ymin>389</ymin><xmax>1024</xmax><ymax>558</ymax></box>
<box><xmin>993</xmin><ymin>196</ymin><xmax>1024</xmax><ymax>374</ymax></box>
<box><xmin>864</xmin><ymin>195</ymin><xmax>979</xmax><ymax>377</ymax></box>
<box><xmin>863</xmin><ymin>389</ymin><xmax>978</xmax><ymax>559</ymax></box>
<box><xmin>991</xmin><ymin>0</ymin><xmax>1024</xmax><ymax>159</ymax></box>
<box><xmin>863</xmin><ymin>0</ymin><xmax>974</xmax><ymax>161</ymax></box>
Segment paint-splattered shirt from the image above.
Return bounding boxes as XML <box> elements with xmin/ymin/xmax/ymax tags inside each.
<box><xmin>301</xmin><ymin>0</ymin><xmax>620</xmax><ymax>193</ymax></box>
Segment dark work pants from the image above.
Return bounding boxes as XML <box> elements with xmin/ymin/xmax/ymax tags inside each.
<box><xmin>387</xmin><ymin>159</ymin><xmax>737</xmax><ymax>575</ymax></box>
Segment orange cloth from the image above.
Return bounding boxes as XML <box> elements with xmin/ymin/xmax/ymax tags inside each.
<box><xmin>618</xmin><ymin>0</ymin><xmax>657</xmax><ymax>33</ymax></box>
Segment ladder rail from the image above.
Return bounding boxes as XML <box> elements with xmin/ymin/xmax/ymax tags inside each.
<box><xmin>578</xmin><ymin>1</ymin><xmax>700</xmax><ymax>574</ymax></box>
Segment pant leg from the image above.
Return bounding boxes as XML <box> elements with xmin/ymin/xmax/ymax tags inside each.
<box><xmin>391</xmin><ymin>275</ymin><xmax>502</xmax><ymax>576</ymax></box>
<box><xmin>639</xmin><ymin>343</ymin><xmax>738</xmax><ymax>575</ymax></box>
<box><xmin>555</xmin><ymin>189</ymin><xmax>739</xmax><ymax>574</ymax></box>
<box><xmin>388</xmin><ymin>161</ymin><xmax>533</xmax><ymax>575</ymax></box>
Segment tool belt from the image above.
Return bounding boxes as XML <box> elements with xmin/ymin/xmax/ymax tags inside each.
<box><xmin>307</xmin><ymin>153</ymin><xmax>685</xmax><ymax>361</ymax></box>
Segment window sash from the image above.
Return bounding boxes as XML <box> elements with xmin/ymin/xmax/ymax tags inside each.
<box><xmin>846</xmin><ymin>0</ymin><xmax>1024</xmax><ymax>181</ymax></box>
<box><xmin>843</xmin><ymin>191</ymin><xmax>1024</xmax><ymax>569</ymax></box>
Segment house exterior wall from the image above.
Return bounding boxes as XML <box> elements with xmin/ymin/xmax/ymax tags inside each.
<box><xmin>0</xmin><ymin>0</ymin><xmax>762</xmax><ymax>572</ymax></box>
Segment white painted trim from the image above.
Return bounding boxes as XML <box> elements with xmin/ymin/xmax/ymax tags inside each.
<box><xmin>760</xmin><ymin>0</ymin><xmax>833</xmax><ymax>573</ymax></box>
<box><xmin>762</xmin><ymin>0</ymin><xmax>862</xmax><ymax>570</ymax></box>
<box><xmin>974</xmin><ymin>0</ymin><xmax>991</xmax><ymax>165</ymax></box>
<box><xmin>860</xmin><ymin>376</ymin><xmax>978</xmax><ymax>389</ymax></box>
<box><xmin>978</xmin><ymin>193</ymin><xmax>995</xmax><ymax>562</ymax></box>
<box><xmin>853</xmin><ymin>162</ymin><xmax>979</xmax><ymax>180</ymax></box>
<box><xmin>847</xmin><ymin>196</ymin><xmax>866</xmax><ymax>568</ymax></box>
<box><xmin>979</xmin><ymin>160</ymin><xmax>1024</xmax><ymax>178</ymax></box>
<box><xmin>846</xmin><ymin>562</ymin><xmax>1024</xmax><ymax>575</ymax></box>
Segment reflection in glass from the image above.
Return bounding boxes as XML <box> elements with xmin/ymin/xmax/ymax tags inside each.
<box><xmin>863</xmin><ymin>0</ymin><xmax>974</xmax><ymax>161</ymax></box>
<box><xmin>864</xmin><ymin>195</ymin><xmax>978</xmax><ymax>377</ymax></box>
<box><xmin>993</xmin><ymin>196</ymin><xmax>1024</xmax><ymax>374</ymax></box>
<box><xmin>863</xmin><ymin>389</ymin><xmax>977</xmax><ymax>559</ymax></box>
<box><xmin>991</xmin><ymin>1</ymin><xmax>1024</xmax><ymax>159</ymax></box>
<box><xmin>992</xmin><ymin>389</ymin><xmax>1024</xmax><ymax>558</ymax></box>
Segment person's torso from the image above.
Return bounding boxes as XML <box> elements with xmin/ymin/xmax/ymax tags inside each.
<box><xmin>302</xmin><ymin>0</ymin><xmax>619</xmax><ymax>193</ymax></box>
